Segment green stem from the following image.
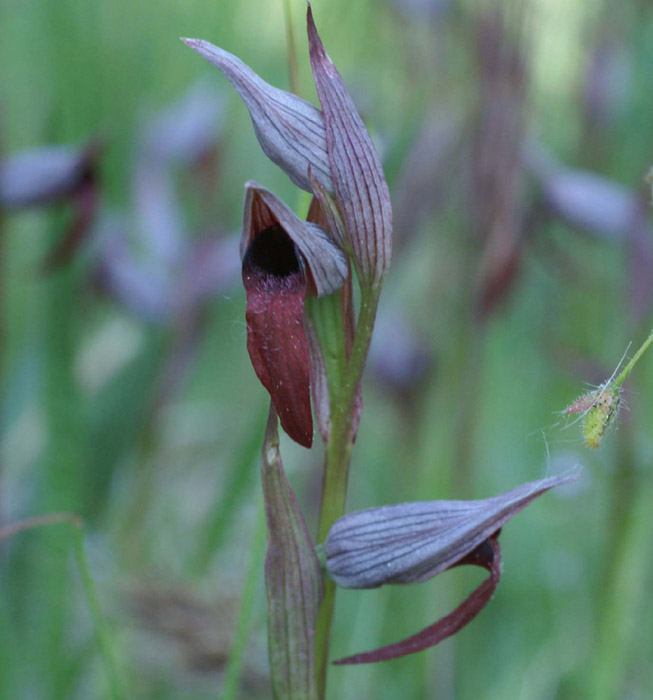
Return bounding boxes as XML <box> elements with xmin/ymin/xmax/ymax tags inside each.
<box><xmin>586</xmin><ymin>426</ymin><xmax>644</xmax><ymax>700</ymax></box>
<box><xmin>0</xmin><ymin>515</ymin><xmax>125</xmax><ymax>700</ymax></box>
<box><xmin>451</xmin><ymin>317</ymin><xmax>486</xmax><ymax>498</ymax></box>
<box><xmin>0</xmin><ymin>208</ymin><xmax>4</xmax><ymax>419</ymax></box>
<box><xmin>306</xmin><ymin>292</ymin><xmax>348</xmax><ymax>402</ymax></box>
<box><xmin>615</xmin><ymin>327</ymin><xmax>653</xmax><ymax>387</ymax></box>
<box><xmin>314</xmin><ymin>285</ymin><xmax>382</xmax><ymax>699</ymax></box>
<box><xmin>72</xmin><ymin>524</ymin><xmax>125</xmax><ymax>700</ymax></box>
<box><xmin>0</xmin><ymin>512</ymin><xmax>79</xmax><ymax>541</ymax></box>
<box><xmin>282</xmin><ymin>0</ymin><xmax>301</xmax><ymax>96</ymax></box>
<box><xmin>219</xmin><ymin>505</ymin><xmax>267</xmax><ymax>700</ymax></box>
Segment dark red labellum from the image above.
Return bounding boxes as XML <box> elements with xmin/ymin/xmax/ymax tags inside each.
<box><xmin>242</xmin><ymin>225</ymin><xmax>313</xmax><ymax>447</ymax></box>
<box><xmin>333</xmin><ymin>536</ymin><xmax>502</xmax><ymax>665</ymax></box>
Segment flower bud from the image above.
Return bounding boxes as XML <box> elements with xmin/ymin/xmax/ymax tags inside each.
<box><xmin>566</xmin><ymin>383</ymin><xmax>622</xmax><ymax>449</ymax></box>
<box><xmin>583</xmin><ymin>384</ymin><xmax>621</xmax><ymax>449</ymax></box>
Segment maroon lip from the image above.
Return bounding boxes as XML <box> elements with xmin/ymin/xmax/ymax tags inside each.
<box><xmin>243</xmin><ymin>225</ymin><xmax>313</xmax><ymax>448</ymax></box>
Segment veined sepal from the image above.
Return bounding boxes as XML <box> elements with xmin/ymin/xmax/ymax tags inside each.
<box><xmin>262</xmin><ymin>406</ymin><xmax>324</xmax><ymax>699</ymax></box>
<box><xmin>182</xmin><ymin>38</ymin><xmax>332</xmax><ymax>193</ymax></box>
<box><xmin>324</xmin><ymin>473</ymin><xmax>578</xmax><ymax>663</ymax></box>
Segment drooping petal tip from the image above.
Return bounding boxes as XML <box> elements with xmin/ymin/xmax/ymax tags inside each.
<box><xmin>334</xmin><ymin>536</ymin><xmax>502</xmax><ymax>665</ymax></box>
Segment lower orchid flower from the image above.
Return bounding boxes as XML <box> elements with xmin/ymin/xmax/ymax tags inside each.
<box><xmin>324</xmin><ymin>473</ymin><xmax>577</xmax><ymax>663</ymax></box>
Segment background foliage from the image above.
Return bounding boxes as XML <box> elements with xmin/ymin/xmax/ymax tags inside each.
<box><xmin>1</xmin><ymin>0</ymin><xmax>653</xmax><ymax>698</ymax></box>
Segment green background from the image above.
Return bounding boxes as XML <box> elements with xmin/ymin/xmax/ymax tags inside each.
<box><xmin>1</xmin><ymin>0</ymin><xmax>652</xmax><ymax>698</ymax></box>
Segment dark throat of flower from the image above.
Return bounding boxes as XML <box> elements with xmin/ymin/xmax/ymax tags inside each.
<box><xmin>242</xmin><ymin>225</ymin><xmax>313</xmax><ymax>448</ymax></box>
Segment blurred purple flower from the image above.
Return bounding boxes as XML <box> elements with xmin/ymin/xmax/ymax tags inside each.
<box><xmin>581</xmin><ymin>32</ymin><xmax>629</xmax><ymax>140</ymax></box>
<box><xmin>141</xmin><ymin>80</ymin><xmax>225</xmax><ymax>166</ymax></box>
<box><xmin>95</xmin><ymin>82</ymin><xmax>239</xmax><ymax>321</ymax></box>
<box><xmin>0</xmin><ymin>140</ymin><xmax>101</xmax><ymax>210</ymax></box>
<box><xmin>369</xmin><ymin>308</ymin><xmax>432</xmax><ymax>393</ymax></box>
<box><xmin>89</xmin><ymin>83</ymin><xmax>241</xmax><ymax>412</ymax></box>
<box><xmin>543</xmin><ymin>171</ymin><xmax>637</xmax><ymax>240</ymax></box>
<box><xmin>471</xmin><ymin>4</ymin><xmax>529</xmax><ymax>318</ymax></box>
<box><xmin>387</xmin><ymin>0</ymin><xmax>451</xmax><ymax>22</ymax></box>
<box><xmin>626</xmin><ymin>197</ymin><xmax>653</xmax><ymax>322</ymax></box>
<box><xmin>526</xmin><ymin>143</ymin><xmax>653</xmax><ymax>319</ymax></box>
<box><xmin>95</xmin><ymin>213</ymin><xmax>239</xmax><ymax>322</ymax></box>
<box><xmin>526</xmin><ymin>143</ymin><xmax>646</xmax><ymax>241</ymax></box>
<box><xmin>0</xmin><ymin>139</ymin><xmax>103</xmax><ymax>270</ymax></box>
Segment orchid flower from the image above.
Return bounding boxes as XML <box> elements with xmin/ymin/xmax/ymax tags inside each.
<box><xmin>240</xmin><ymin>183</ymin><xmax>347</xmax><ymax>446</ymax></box>
<box><xmin>324</xmin><ymin>473</ymin><xmax>576</xmax><ymax>663</ymax></box>
<box><xmin>184</xmin><ymin>5</ymin><xmax>392</xmax><ymax>448</ymax></box>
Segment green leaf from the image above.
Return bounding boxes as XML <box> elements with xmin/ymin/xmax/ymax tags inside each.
<box><xmin>261</xmin><ymin>406</ymin><xmax>324</xmax><ymax>700</ymax></box>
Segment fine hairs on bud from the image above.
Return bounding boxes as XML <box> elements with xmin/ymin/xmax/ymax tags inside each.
<box><xmin>565</xmin><ymin>327</ymin><xmax>653</xmax><ymax>449</ymax></box>
<box><xmin>565</xmin><ymin>348</ymin><xmax>626</xmax><ymax>450</ymax></box>
<box><xmin>566</xmin><ymin>382</ymin><xmax>622</xmax><ymax>449</ymax></box>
